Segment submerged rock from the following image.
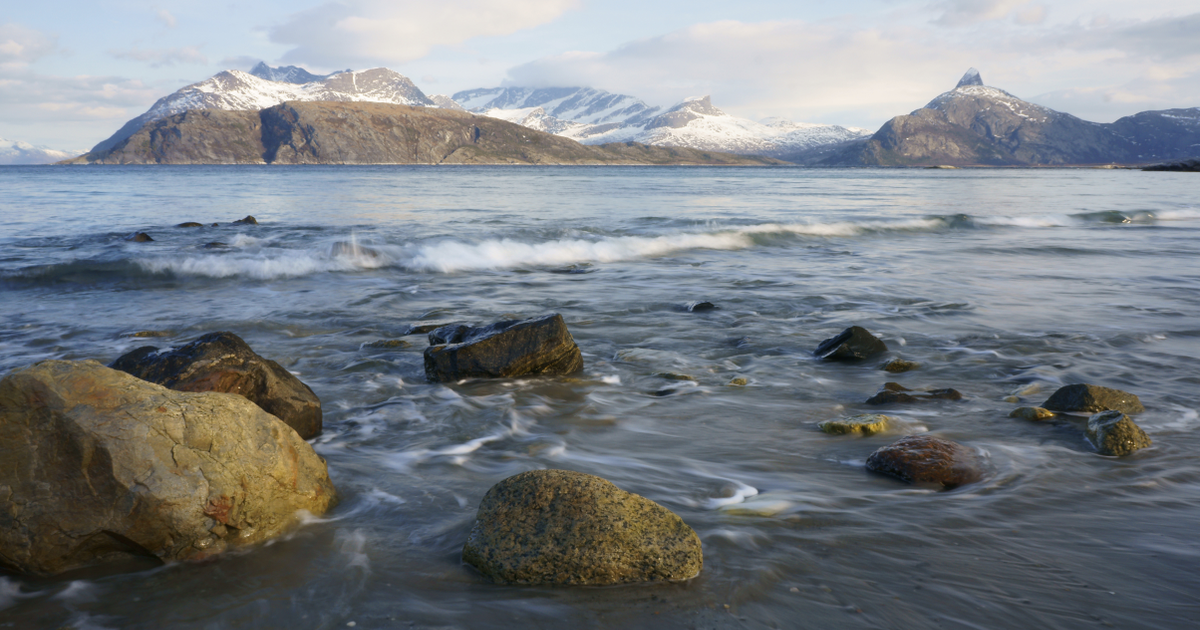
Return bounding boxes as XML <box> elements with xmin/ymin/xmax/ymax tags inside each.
<box><xmin>655</xmin><ymin>372</ymin><xmax>696</xmax><ymax>382</ymax></box>
<box><xmin>231</xmin><ymin>215</ymin><xmax>258</xmax><ymax>225</ymax></box>
<box><xmin>814</xmin><ymin>326</ymin><xmax>888</xmax><ymax>361</ymax></box>
<box><xmin>866</xmin><ymin>382</ymin><xmax>963</xmax><ymax>405</ymax></box>
<box><xmin>127</xmin><ymin>232</ymin><xmax>154</xmax><ymax>242</ymax></box>
<box><xmin>727</xmin><ymin>377</ymin><xmax>748</xmax><ymax>387</ymax></box>
<box><xmin>0</xmin><ymin>360</ymin><xmax>336</xmax><ymax>576</ymax></box>
<box><xmin>1009</xmin><ymin>406</ymin><xmax>1056</xmax><ymax>421</ymax></box>
<box><xmin>1042</xmin><ymin>384</ymin><xmax>1144</xmax><ymax>415</ymax></box>
<box><xmin>866</xmin><ymin>435</ymin><xmax>983</xmax><ymax>487</ymax></box>
<box><xmin>202</xmin><ymin>241</ymin><xmax>228</xmax><ymax>249</ymax></box>
<box><xmin>819</xmin><ymin>413</ymin><xmax>895</xmax><ymax>436</ymax></box>
<box><xmin>685</xmin><ymin>301</ymin><xmax>717</xmax><ymax>312</ymax></box>
<box><xmin>462</xmin><ymin>469</ymin><xmax>702</xmax><ymax>585</ymax></box>
<box><xmin>1086</xmin><ymin>410</ymin><xmax>1152</xmax><ymax>456</ymax></box>
<box><xmin>177</xmin><ymin>222</ymin><xmax>204</xmax><ymax>228</ymax></box>
<box><xmin>362</xmin><ymin>339</ymin><xmax>410</xmax><ymax>349</ymax></box>
<box><xmin>424</xmin><ymin>314</ymin><xmax>583</xmax><ymax>382</ymax></box>
<box><xmin>881</xmin><ymin>358</ymin><xmax>919</xmax><ymax>373</ymax></box>
<box><xmin>110</xmin><ymin>331</ymin><xmax>322</xmax><ymax>439</ymax></box>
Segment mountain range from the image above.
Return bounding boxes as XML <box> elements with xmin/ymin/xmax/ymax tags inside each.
<box><xmin>825</xmin><ymin>69</ymin><xmax>1200</xmax><ymax>166</ymax></box>
<box><xmin>52</xmin><ymin>63</ymin><xmax>1200</xmax><ymax>167</ymax></box>
<box><xmin>0</xmin><ymin>138</ymin><xmax>81</xmax><ymax>165</ymax></box>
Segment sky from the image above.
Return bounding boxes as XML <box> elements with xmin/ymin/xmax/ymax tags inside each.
<box><xmin>3</xmin><ymin>0</ymin><xmax>1199</xmax><ymax>150</ymax></box>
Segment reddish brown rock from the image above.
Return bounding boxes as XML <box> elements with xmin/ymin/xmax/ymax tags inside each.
<box><xmin>866</xmin><ymin>435</ymin><xmax>983</xmax><ymax>488</ymax></box>
<box><xmin>424</xmin><ymin>314</ymin><xmax>583</xmax><ymax>382</ymax></box>
<box><xmin>110</xmin><ymin>331</ymin><xmax>322</xmax><ymax>439</ymax></box>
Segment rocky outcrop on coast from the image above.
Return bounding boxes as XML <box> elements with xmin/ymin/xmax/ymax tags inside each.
<box><xmin>462</xmin><ymin>469</ymin><xmax>702</xmax><ymax>585</ymax></box>
<box><xmin>64</xmin><ymin>101</ymin><xmax>785</xmax><ymax>166</ymax></box>
<box><xmin>0</xmin><ymin>360</ymin><xmax>336</xmax><ymax>576</ymax></box>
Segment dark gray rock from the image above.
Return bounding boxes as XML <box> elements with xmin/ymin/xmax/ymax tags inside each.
<box><xmin>866</xmin><ymin>381</ymin><xmax>962</xmax><ymax>405</ymax></box>
<box><xmin>232</xmin><ymin>216</ymin><xmax>257</xmax><ymax>225</ymax></box>
<box><xmin>685</xmin><ymin>301</ymin><xmax>716</xmax><ymax>312</ymax></box>
<box><xmin>127</xmin><ymin>232</ymin><xmax>154</xmax><ymax>242</ymax></box>
<box><xmin>424</xmin><ymin>314</ymin><xmax>583</xmax><ymax>382</ymax></box>
<box><xmin>814</xmin><ymin>326</ymin><xmax>887</xmax><ymax>361</ymax></box>
<box><xmin>1142</xmin><ymin>158</ymin><xmax>1200</xmax><ymax>172</ymax></box>
<box><xmin>177</xmin><ymin>222</ymin><xmax>204</xmax><ymax>228</ymax></box>
<box><xmin>110</xmin><ymin>331</ymin><xmax>322</xmax><ymax>439</ymax></box>
<box><xmin>1041</xmin><ymin>384</ymin><xmax>1144</xmax><ymax>415</ymax></box>
<box><xmin>1086</xmin><ymin>410</ymin><xmax>1152</xmax><ymax>456</ymax></box>
<box><xmin>462</xmin><ymin>469</ymin><xmax>702</xmax><ymax>585</ymax></box>
<box><xmin>866</xmin><ymin>435</ymin><xmax>983</xmax><ymax>487</ymax></box>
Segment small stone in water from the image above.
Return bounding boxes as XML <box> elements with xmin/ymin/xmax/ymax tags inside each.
<box><xmin>1009</xmin><ymin>407</ymin><xmax>1056</xmax><ymax>421</ymax></box>
<box><xmin>686</xmin><ymin>301</ymin><xmax>717</xmax><ymax>312</ymax></box>
<box><xmin>727</xmin><ymin>377</ymin><xmax>748</xmax><ymax>386</ymax></box>
<box><xmin>1086</xmin><ymin>410</ymin><xmax>1151</xmax><ymax>456</ymax></box>
<box><xmin>655</xmin><ymin>372</ymin><xmax>696</xmax><ymax>381</ymax></box>
<box><xmin>881</xmin><ymin>359</ymin><xmax>919</xmax><ymax>373</ymax></box>
<box><xmin>1003</xmin><ymin>395</ymin><xmax>1020</xmax><ymax>403</ymax></box>
<box><xmin>818</xmin><ymin>414</ymin><xmax>895</xmax><ymax>436</ymax></box>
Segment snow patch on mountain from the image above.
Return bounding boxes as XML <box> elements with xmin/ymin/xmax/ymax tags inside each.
<box><xmin>0</xmin><ymin>138</ymin><xmax>81</xmax><ymax>165</ymax></box>
<box><xmin>457</xmin><ymin>87</ymin><xmax>870</xmax><ymax>159</ymax></box>
<box><xmin>248</xmin><ymin>62</ymin><xmax>347</xmax><ymax>84</ymax></box>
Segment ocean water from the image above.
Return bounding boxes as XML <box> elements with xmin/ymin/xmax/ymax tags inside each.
<box><xmin>1</xmin><ymin>165</ymin><xmax>1199</xmax><ymax>629</ymax></box>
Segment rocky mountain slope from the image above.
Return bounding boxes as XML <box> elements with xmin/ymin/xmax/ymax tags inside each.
<box><xmin>452</xmin><ymin>87</ymin><xmax>870</xmax><ymax>161</ymax></box>
<box><xmin>91</xmin><ymin>65</ymin><xmax>437</xmax><ymax>154</ymax></box>
<box><xmin>65</xmin><ymin>102</ymin><xmax>783</xmax><ymax>166</ymax></box>
<box><xmin>0</xmin><ymin>138</ymin><xmax>81</xmax><ymax>165</ymax></box>
<box><xmin>826</xmin><ymin>69</ymin><xmax>1200</xmax><ymax>166</ymax></box>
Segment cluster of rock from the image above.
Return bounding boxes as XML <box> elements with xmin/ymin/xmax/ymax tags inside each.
<box><xmin>0</xmin><ymin>337</ymin><xmax>336</xmax><ymax>576</ymax></box>
<box><xmin>123</xmin><ymin>215</ymin><xmax>259</xmax><ymax>247</ymax></box>
<box><xmin>812</xmin><ymin>326</ymin><xmax>1153</xmax><ymax>489</ymax></box>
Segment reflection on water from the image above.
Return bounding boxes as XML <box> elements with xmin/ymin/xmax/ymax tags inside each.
<box><xmin>2</xmin><ymin>166</ymin><xmax>1199</xmax><ymax>628</ymax></box>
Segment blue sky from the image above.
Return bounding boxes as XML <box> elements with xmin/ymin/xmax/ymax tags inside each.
<box><xmin>3</xmin><ymin>0</ymin><xmax>1199</xmax><ymax>150</ymax></box>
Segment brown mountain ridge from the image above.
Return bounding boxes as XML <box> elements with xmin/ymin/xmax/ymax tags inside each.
<box><xmin>65</xmin><ymin>101</ymin><xmax>783</xmax><ymax>166</ymax></box>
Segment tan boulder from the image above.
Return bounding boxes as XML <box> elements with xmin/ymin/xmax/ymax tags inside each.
<box><xmin>0</xmin><ymin>360</ymin><xmax>337</xmax><ymax>576</ymax></box>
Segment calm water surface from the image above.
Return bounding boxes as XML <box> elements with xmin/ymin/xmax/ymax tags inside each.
<box><xmin>1</xmin><ymin>165</ymin><xmax>1199</xmax><ymax>629</ymax></box>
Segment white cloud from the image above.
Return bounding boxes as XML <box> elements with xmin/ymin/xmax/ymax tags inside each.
<box><xmin>270</xmin><ymin>0</ymin><xmax>579</xmax><ymax>68</ymax></box>
<box><xmin>0</xmin><ymin>23</ymin><xmax>57</xmax><ymax>68</ymax></box>
<box><xmin>109</xmin><ymin>46</ymin><xmax>208</xmax><ymax>67</ymax></box>
<box><xmin>930</xmin><ymin>0</ymin><xmax>1034</xmax><ymax>27</ymax></box>
<box><xmin>157</xmin><ymin>9</ymin><xmax>177</xmax><ymax>29</ymax></box>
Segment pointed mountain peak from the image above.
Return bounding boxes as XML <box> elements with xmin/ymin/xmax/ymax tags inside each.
<box><xmin>248</xmin><ymin>63</ymin><xmax>348</xmax><ymax>85</ymax></box>
<box><xmin>956</xmin><ymin>68</ymin><xmax>983</xmax><ymax>88</ymax></box>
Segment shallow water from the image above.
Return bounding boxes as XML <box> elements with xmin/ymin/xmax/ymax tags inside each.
<box><xmin>2</xmin><ymin>165</ymin><xmax>1199</xmax><ymax>629</ymax></box>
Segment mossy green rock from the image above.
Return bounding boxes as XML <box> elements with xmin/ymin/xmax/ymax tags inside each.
<box><xmin>1086</xmin><ymin>411</ymin><xmax>1152</xmax><ymax>456</ymax></box>
<box><xmin>819</xmin><ymin>414</ymin><xmax>896</xmax><ymax>436</ymax></box>
<box><xmin>462</xmin><ymin>470</ymin><xmax>702</xmax><ymax>585</ymax></box>
<box><xmin>1042</xmin><ymin>384</ymin><xmax>1144</xmax><ymax>415</ymax></box>
<box><xmin>1009</xmin><ymin>406</ymin><xmax>1056</xmax><ymax>421</ymax></box>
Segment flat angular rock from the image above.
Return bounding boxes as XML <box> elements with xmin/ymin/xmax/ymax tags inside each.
<box><xmin>110</xmin><ymin>331</ymin><xmax>322</xmax><ymax>439</ymax></box>
<box><xmin>1009</xmin><ymin>406</ymin><xmax>1056</xmax><ymax>421</ymax></box>
<box><xmin>866</xmin><ymin>435</ymin><xmax>983</xmax><ymax>488</ymax></box>
<box><xmin>424</xmin><ymin>314</ymin><xmax>583</xmax><ymax>382</ymax></box>
<box><xmin>819</xmin><ymin>413</ymin><xmax>896</xmax><ymax>436</ymax></box>
<box><xmin>866</xmin><ymin>381</ymin><xmax>963</xmax><ymax>405</ymax></box>
<box><xmin>814</xmin><ymin>326</ymin><xmax>887</xmax><ymax>361</ymax></box>
<box><xmin>0</xmin><ymin>360</ymin><xmax>336</xmax><ymax>576</ymax></box>
<box><xmin>1086</xmin><ymin>410</ymin><xmax>1152</xmax><ymax>456</ymax></box>
<box><xmin>1042</xmin><ymin>384</ymin><xmax>1144</xmax><ymax>415</ymax></box>
<box><xmin>462</xmin><ymin>470</ymin><xmax>702</xmax><ymax>585</ymax></box>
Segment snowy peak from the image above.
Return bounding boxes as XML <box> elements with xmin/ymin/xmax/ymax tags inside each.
<box><xmin>0</xmin><ymin>137</ymin><xmax>81</xmax><ymax>164</ymax></box>
<box><xmin>451</xmin><ymin>86</ymin><xmax>660</xmax><ymax>126</ymax></box>
<box><xmin>645</xmin><ymin>96</ymin><xmax>726</xmax><ymax>130</ymax></box>
<box><xmin>956</xmin><ymin>68</ymin><xmax>983</xmax><ymax>88</ymax></box>
<box><xmin>249</xmin><ymin>62</ymin><xmax>347</xmax><ymax>84</ymax></box>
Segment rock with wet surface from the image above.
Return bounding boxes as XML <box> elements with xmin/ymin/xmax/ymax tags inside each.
<box><xmin>685</xmin><ymin>301</ymin><xmax>716</xmax><ymax>312</ymax></box>
<box><xmin>231</xmin><ymin>215</ymin><xmax>257</xmax><ymax>225</ymax></box>
<box><xmin>462</xmin><ymin>469</ymin><xmax>702</xmax><ymax>585</ymax></box>
<box><xmin>1041</xmin><ymin>384</ymin><xmax>1144</xmax><ymax>415</ymax></box>
<box><xmin>110</xmin><ymin>331</ymin><xmax>323</xmax><ymax>439</ymax></box>
<box><xmin>424</xmin><ymin>314</ymin><xmax>583</xmax><ymax>382</ymax></box>
<box><xmin>866</xmin><ymin>435</ymin><xmax>983</xmax><ymax>487</ymax></box>
<box><xmin>819</xmin><ymin>413</ymin><xmax>896</xmax><ymax>436</ymax></box>
<box><xmin>1086</xmin><ymin>410</ymin><xmax>1152</xmax><ymax>456</ymax></box>
<box><xmin>881</xmin><ymin>359</ymin><xmax>919</xmax><ymax>373</ymax></box>
<box><xmin>1009</xmin><ymin>406</ymin><xmax>1056</xmax><ymax>421</ymax></box>
<box><xmin>0</xmin><ymin>360</ymin><xmax>337</xmax><ymax>576</ymax></box>
<box><xmin>814</xmin><ymin>326</ymin><xmax>888</xmax><ymax>361</ymax></box>
<box><xmin>177</xmin><ymin>222</ymin><xmax>204</xmax><ymax>228</ymax></box>
<box><xmin>866</xmin><ymin>382</ymin><xmax>963</xmax><ymax>405</ymax></box>
<box><xmin>127</xmin><ymin>232</ymin><xmax>153</xmax><ymax>242</ymax></box>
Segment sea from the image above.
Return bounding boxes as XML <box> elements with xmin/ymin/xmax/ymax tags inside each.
<box><xmin>1</xmin><ymin>165</ymin><xmax>1198</xmax><ymax>629</ymax></box>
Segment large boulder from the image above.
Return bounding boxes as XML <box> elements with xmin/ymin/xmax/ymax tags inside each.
<box><xmin>813</xmin><ymin>326</ymin><xmax>888</xmax><ymax>361</ymax></box>
<box><xmin>0</xmin><ymin>360</ymin><xmax>337</xmax><ymax>576</ymax></box>
<box><xmin>111</xmin><ymin>331</ymin><xmax>322</xmax><ymax>439</ymax></box>
<box><xmin>424</xmin><ymin>314</ymin><xmax>583</xmax><ymax>382</ymax></box>
<box><xmin>462</xmin><ymin>470</ymin><xmax>702</xmax><ymax>585</ymax></box>
<box><xmin>1086</xmin><ymin>410</ymin><xmax>1152</xmax><ymax>456</ymax></box>
<box><xmin>866</xmin><ymin>435</ymin><xmax>983</xmax><ymax>488</ymax></box>
<box><xmin>1041</xmin><ymin>384</ymin><xmax>1144</xmax><ymax>415</ymax></box>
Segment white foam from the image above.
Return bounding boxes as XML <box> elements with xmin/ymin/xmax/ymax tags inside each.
<box><xmin>705</xmin><ymin>481</ymin><xmax>759</xmax><ymax>509</ymax></box>
<box><xmin>1155</xmin><ymin>209</ymin><xmax>1200</xmax><ymax>221</ymax></box>
<box><xmin>137</xmin><ymin>250</ymin><xmax>383</xmax><ymax>279</ymax></box>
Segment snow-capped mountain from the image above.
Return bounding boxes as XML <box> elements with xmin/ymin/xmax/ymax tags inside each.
<box><xmin>453</xmin><ymin>88</ymin><xmax>871</xmax><ymax>159</ymax></box>
<box><xmin>0</xmin><ymin>138</ymin><xmax>81</xmax><ymax>165</ymax></box>
<box><xmin>248</xmin><ymin>62</ymin><xmax>347</xmax><ymax>84</ymax></box>
<box><xmin>92</xmin><ymin>65</ymin><xmax>437</xmax><ymax>153</ymax></box>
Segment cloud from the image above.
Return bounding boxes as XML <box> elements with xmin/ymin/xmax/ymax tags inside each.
<box><xmin>156</xmin><ymin>9</ymin><xmax>177</xmax><ymax>29</ymax></box>
<box><xmin>0</xmin><ymin>23</ymin><xmax>57</xmax><ymax>68</ymax></box>
<box><xmin>931</xmin><ymin>0</ymin><xmax>1034</xmax><ymax>27</ymax></box>
<box><xmin>1056</xmin><ymin>13</ymin><xmax>1200</xmax><ymax>60</ymax></box>
<box><xmin>109</xmin><ymin>46</ymin><xmax>208</xmax><ymax>67</ymax></box>
<box><xmin>270</xmin><ymin>0</ymin><xmax>578</xmax><ymax>68</ymax></box>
